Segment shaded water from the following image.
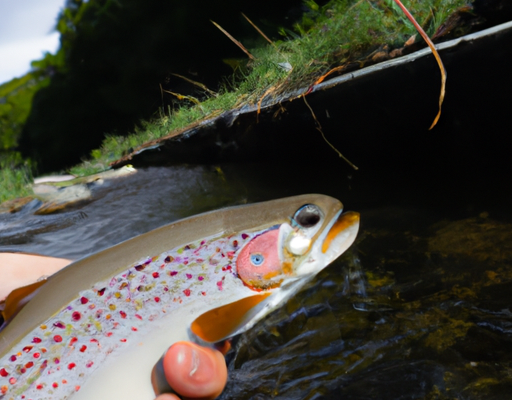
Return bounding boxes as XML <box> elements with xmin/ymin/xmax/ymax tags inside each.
<box><xmin>220</xmin><ymin>209</ymin><xmax>512</xmax><ymax>400</ymax></box>
<box><xmin>1</xmin><ymin>161</ymin><xmax>511</xmax><ymax>399</ymax></box>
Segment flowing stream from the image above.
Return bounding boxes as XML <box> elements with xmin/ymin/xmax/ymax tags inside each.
<box><xmin>1</xmin><ymin>161</ymin><xmax>511</xmax><ymax>399</ymax></box>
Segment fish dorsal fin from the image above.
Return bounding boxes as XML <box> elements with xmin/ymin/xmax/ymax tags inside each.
<box><xmin>190</xmin><ymin>292</ymin><xmax>272</xmax><ymax>343</ymax></box>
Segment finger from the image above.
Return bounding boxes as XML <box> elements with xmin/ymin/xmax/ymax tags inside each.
<box><xmin>163</xmin><ymin>342</ymin><xmax>227</xmax><ymax>400</ymax></box>
<box><xmin>155</xmin><ymin>394</ymin><xmax>181</xmax><ymax>400</ymax></box>
<box><xmin>0</xmin><ymin>253</ymin><xmax>71</xmax><ymax>300</ymax></box>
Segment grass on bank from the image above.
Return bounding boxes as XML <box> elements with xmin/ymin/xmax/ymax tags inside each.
<box><xmin>0</xmin><ymin>153</ymin><xmax>33</xmax><ymax>203</ymax></box>
<box><xmin>2</xmin><ymin>0</ymin><xmax>467</xmax><ymax>199</ymax></box>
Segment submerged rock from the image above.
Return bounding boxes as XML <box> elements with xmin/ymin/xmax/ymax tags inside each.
<box><xmin>0</xmin><ymin>197</ymin><xmax>36</xmax><ymax>214</ymax></box>
<box><xmin>0</xmin><ymin>165</ymin><xmax>138</xmax><ymax>216</ymax></box>
<box><xmin>33</xmin><ymin>184</ymin><xmax>92</xmax><ymax>215</ymax></box>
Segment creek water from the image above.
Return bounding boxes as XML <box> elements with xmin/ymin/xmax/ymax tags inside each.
<box><xmin>0</xmin><ymin>166</ymin><xmax>246</xmax><ymax>259</ymax></box>
<box><xmin>1</xmin><ymin>159</ymin><xmax>511</xmax><ymax>399</ymax></box>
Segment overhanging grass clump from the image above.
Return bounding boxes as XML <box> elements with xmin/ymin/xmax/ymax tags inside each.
<box><xmin>2</xmin><ymin>0</ymin><xmax>468</xmax><ymax>198</ymax></box>
<box><xmin>70</xmin><ymin>0</ymin><xmax>466</xmax><ymax>176</ymax></box>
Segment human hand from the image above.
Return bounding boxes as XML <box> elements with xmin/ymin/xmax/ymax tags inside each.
<box><xmin>153</xmin><ymin>341</ymin><xmax>228</xmax><ymax>400</ymax></box>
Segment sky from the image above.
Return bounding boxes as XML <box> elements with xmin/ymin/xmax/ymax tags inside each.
<box><xmin>0</xmin><ymin>0</ymin><xmax>65</xmax><ymax>84</ymax></box>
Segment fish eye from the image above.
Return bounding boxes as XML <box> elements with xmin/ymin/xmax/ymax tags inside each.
<box><xmin>250</xmin><ymin>253</ymin><xmax>264</xmax><ymax>266</ymax></box>
<box><xmin>293</xmin><ymin>204</ymin><xmax>322</xmax><ymax>228</ymax></box>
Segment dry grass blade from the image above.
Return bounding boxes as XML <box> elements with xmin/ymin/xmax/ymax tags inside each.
<box><xmin>171</xmin><ymin>73</ymin><xmax>217</xmax><ymax>97</ymax></box>
<box><xmin>241</xmin><ymin>13</ymin><xmax>276</xmax><ymax>48</ymax></box>
<box><xmin>162</xmin><ymin>89</ymin><xmax>201</xmax><ymax>105</ymax></box>
<box><xmin>257</xmin><ymin>85</ymin><xmax>278</xmax><ymax>121</ymax></box>
<box><xmin>392</xmin><ymin>0</ymin><xmax>447</xmax><ymax>130</ymax></box>
<box><xmin>211</xmin><ymin>20</ymin><xmax>256</xmax><ymax>60</ymax></box>
<box><xmin>312</xmin><ymin>64</ymin><xmax>349</xmax><ymax>87</ymax></box>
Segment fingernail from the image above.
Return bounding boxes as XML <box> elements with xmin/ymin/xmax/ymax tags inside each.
<box><xmin>177</xmin><ymin>343</ymin><xmax>214</xmax><ymax>384</ymax></box>
<box><xmin>189</xmin><ymin>346</ymin><xmax>200</xmax><ymax>376</ymax></box>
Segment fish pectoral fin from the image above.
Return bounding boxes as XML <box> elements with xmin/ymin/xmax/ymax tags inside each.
<box><xmin>190</xmin><ymin>293</ymin><xmax>272</xmax><ymax>343</ymax></box>
<box><xmin>1</xmin><ymin>280</ymin><xmax>47</xmax><ymax>328</ymax></box>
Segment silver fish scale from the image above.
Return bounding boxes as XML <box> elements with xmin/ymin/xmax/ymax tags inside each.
<box><xmin>0</xmin><ymin>229</ymin><xmax>258</xmax><ymax>399</ymax></box>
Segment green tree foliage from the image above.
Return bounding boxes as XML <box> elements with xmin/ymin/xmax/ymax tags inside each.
<box><xmin>0</xmin><ymin>35</ymin><xmax>65</xmax><ymax>167</ymax></box>
<box><xmin>0</xmin><ymin>71</ymin><xmax>51</xmax><ymax>151</ymax></box>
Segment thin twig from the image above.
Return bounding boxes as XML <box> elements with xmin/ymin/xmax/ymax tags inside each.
<box><xmin>303</xmin><ymin>97</ymin><xmax>358</xmax><ymax>170</ymax></box>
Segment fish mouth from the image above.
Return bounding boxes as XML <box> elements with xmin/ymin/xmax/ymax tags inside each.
<box><xmin>320</xmin><ymin>210</ymin><xmax>360</xmax><ymax>261</ymax></box>
<box><xmin>283</xmin><ymin>208</ymin><xmax>360</xmax><ymax>278</ymax></box>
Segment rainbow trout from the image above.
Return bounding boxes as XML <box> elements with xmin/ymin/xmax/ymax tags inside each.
<box><xmin>0</xmin><ymin>194</ymin><xmax>359</xmax><ymax>399</ymax></box>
